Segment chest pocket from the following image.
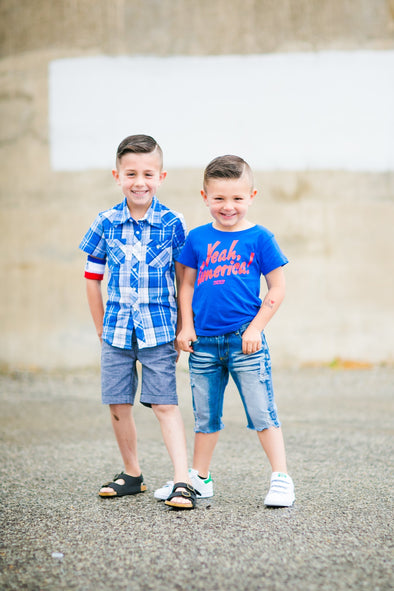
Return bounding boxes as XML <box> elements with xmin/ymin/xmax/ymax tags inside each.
<box><xmin>146</xmin><ymin>238</ymin><xmax>172</xmax><ymax>268</ymax></box>
<box><xmin>106</xmin><ymin>239</ymin><xmax>127</xmax><ymax>265</ymax></box>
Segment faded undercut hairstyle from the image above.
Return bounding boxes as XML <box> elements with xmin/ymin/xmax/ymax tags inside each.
<box><xmin>116</xmin><ymin>134</ymin><xmax>163</xmax><ymax>168</ymax></box>
<box><xmin>203</xmin><ymin>155</ymin><xmax>254</xmax><ymax>191</ymax></box>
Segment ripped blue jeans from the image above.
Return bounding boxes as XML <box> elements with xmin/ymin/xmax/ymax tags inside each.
<box><xmin>189</xmin><ymin>323</ymin><xmax>280</xmax><ymax>433</ymax></box>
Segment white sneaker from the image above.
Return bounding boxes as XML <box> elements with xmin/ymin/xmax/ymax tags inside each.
<box><xmin>154</xmin><ymin>480</ymin><xmax>174</xmax><ymax>500</ymax></box>
<box><xmin>264</xmin><ymin>472</ymin><xmax>295</xmax><ymax>507</ymax></box>
<box><xmin>154</xmin><ymin>468</ymin><xmax>214</xmax><ymax>500</ymax></box>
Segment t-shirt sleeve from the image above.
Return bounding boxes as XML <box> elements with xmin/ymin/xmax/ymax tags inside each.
<box><xmin>258</xmin><ymin>230</ymin><xmax>288</xmax><ymax>276</ymax></box>
<box><xmin>177</xmin><ymin>233</ymin><xmax>198</xmax><ymax>269</ymax></box>
<box><xmin>172</xmin><ymin>214</ymin><xmax>187</xmax><ymax>260</ymax></box>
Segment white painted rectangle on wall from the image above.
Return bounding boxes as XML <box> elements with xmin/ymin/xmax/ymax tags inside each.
<box><xmin>49</xmin><ymin>51</ymin><xmax>394</xmax><ymax>171</ymax></box>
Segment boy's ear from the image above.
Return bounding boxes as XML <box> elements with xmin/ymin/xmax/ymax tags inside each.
<box><xmin>201</xmin><ymin>190</ymin><xmax>208</xmax><ymax>205</ymax></box>
<box><xmin>248</xmin><ymin>189</ymin><xmax>257</xmax><ymax>205</ymax></box>
<box><xmin>112</xmin><ymin>169</ymin><xmax>120</xmax><ymax>184</ymax></box>
<box><xmin>159</xmin><ymin>170</ymin><xmax>167</xmax><ymax>183</ymax></box>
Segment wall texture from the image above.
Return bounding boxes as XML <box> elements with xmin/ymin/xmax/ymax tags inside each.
<box><xmin>1</xmin><ymin>1</ymin><xmax>394</xmax><ymax>369</ymax></box>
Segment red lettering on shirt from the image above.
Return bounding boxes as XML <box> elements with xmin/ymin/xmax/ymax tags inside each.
<box><xmin>197</xmin><ymin>240</ymin><xmax>255</xmax><ymax>286</ymax></box>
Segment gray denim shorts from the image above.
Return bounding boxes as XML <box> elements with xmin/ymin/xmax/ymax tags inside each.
<box><xmin>101</xmin><ymin>336</ymin><xmax>178</xmax><ymax>407</ymax></box>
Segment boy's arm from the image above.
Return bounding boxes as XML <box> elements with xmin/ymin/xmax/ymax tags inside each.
<box><xmin>242</xmin><ymin>266</ymin><xmax>286</xmax><ymax>355</ymax></box>
<box><xmin>174</xmin><ymin>261</ymin><xmax>184</xmax><ymax>360</ymax></box>
<box><xmin>175</xmin><ymin>261</ymin><xmax>184</xmax><ymax>332</ymax></box>
<box><xmin>86</xmin><ymin>278</ymin><xmax>105</xmax><ymax>342</ymax></box>
<box><xmin>176</xmin><ymin>265</ymin><xmax>197</xmax><ymax>353</ymax></box>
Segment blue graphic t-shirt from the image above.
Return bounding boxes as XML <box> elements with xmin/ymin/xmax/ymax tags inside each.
<box><xmin>178</xmin><ymin>223</ymin><xmax>288</xmax><ymax>336</ymax></box>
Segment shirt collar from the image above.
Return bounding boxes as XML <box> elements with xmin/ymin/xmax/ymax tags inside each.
<box><xmin>113</xmin><ymin>196</ymin><xmax>162</xmax><ymax>227</ymax></box>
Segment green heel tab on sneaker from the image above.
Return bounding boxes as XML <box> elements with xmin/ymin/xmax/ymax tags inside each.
<box><xmin>198</xmin><ymin>473</ymin><xmax>212</xmax><ymax>483</ymax></box>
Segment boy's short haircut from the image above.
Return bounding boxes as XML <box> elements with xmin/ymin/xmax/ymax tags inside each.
<box><xmin>116</xmin><ymin>134</ymin><xmax>163</xmax><ymax>168</ymax></box>
<box><xmin>203</xmin><ymin>155</ymin><xmax>254</xmax><ymax>191</ymax></box>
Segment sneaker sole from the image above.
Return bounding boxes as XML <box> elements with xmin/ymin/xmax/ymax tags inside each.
<box><xmin>264</xmin><ymin>498</ymin><xmax>295</xmax><ymax>507</ymax></box>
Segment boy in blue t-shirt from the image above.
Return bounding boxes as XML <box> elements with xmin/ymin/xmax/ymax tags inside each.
<box><xmin>155</xmin><ymin>154</ymin><xmax>295</xmax><ymax>507</ymax></box>
<box><xmin>79</xmin><ymin>135</ymin><xmax>198</xmax><ymax>509</ymax></box>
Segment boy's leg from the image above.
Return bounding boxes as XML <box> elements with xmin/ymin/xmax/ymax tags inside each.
<box><xmin>229</xmin><ymin>328</ymin><xmax>287</xmax><ymax>469</ymax></box>
<box><xmin>109</xmin><ymin>403</ymin><xmax>142</xmax><ymax>475</ymax></box>
<box><xmin>192</xmin><ymin>431</ymin><xmax>219</xmax><ymax>477</ymax></box>
<box><xmin>100</xmin><ymin>342</ymin><xmax>143</xmax><ymax>495</ymax></box>
<box><xmin>153</xmin><ymin>337</ymin><xmax>224</xmax><ymax>501</ymax></box>
<box><xmin>138</xmin><ymin>341</ymin><xmax>196</xmax><ymax>506</ymax></box>
<box><xmin>138</xmin><ymin>340</ymin><xmax>190</xmax><ymax>484</ymax></box>
<box><xmin>152</xmin><ymin>404</ymin><xmax>193</xmax><ymax>507</ymax></box>
<box><xmin>151</xmin><ymin>404</ymin><xmax>189</xmax><ymax>483</ymax></box>
<box><xmin>99</xmin><ymin>403</ymin><xmax>142</xmax><ymax>494</ymax></box>
<box><xmin>228</xmin><ymin>329</ymin><xmax>294</xmax><ymax>505</ymax></box>
<box><xmin>256</xmin><ymin>426</ymin><xmax>287</xmax><ymax>473</ymax></box>
<box><xmin>188</xmin><ymin>336</ymin><xmax>227</xmax><ymax>488</ymax></box>
<box><xmin>258</xmin><ymin>426</ymin><xmax>295</xmax><ymax>506</ymax></box>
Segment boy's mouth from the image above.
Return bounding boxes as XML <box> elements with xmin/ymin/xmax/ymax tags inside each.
<box><xmin>131</xmin><ymin>189</ymin><xmax>149</xmax><ymax>197</ymax></box>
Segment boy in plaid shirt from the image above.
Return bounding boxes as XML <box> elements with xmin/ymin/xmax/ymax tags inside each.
<box><xmin>79</xmin><ymin>135</ymin><xmax>197</xmax><ymax>509</ymax></box>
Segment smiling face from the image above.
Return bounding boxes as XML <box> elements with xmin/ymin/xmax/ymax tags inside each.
<box><xmin>202</xmin><ymin>173</ymin><xmax>257</xmax><ymax>232</ymax></box>
<box><xmin>112</xmin><ymin>150</ymin><xmax>166</xmax><ymax>218</ymax></box>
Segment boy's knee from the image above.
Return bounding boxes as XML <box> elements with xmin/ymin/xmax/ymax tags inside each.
<box><xmin>109</xmin><ymin>403</ymin><xmax>131</xmax><ymax>411</ymax></box>
<box><xmin>152</xmin><ymin>403</ymin><xmax>178</xmax><ymax>417</ymax></box>
<box><xmin>109</xmin><ymin>403</ymin><xmax>132</xmax><ymax>419</ymax></box>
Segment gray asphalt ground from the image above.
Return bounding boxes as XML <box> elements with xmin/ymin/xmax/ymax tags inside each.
<box><xmin>0</xmin><ymin>364</ymin><xmax>393</xmax><ymax>591</ymax></box>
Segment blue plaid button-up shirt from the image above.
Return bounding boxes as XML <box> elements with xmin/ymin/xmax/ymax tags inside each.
<box><xmin>79</xmin><ymin>196</ymin><xmax>187</xmax><ymax>349</ymax></box>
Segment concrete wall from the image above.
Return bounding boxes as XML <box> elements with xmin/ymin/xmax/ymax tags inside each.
<box><xmin>1</xmin><ymin>1</ymin><xmax>394</xmax><ymax>369</ymax></box>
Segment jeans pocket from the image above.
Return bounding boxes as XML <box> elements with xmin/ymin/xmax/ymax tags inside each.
<box><xmin>190</xmin><ymin>337</ymin><xmax>201</xmax><ymax>351</ymax></box>
<box><xmin>234</xmin><ymin>322</ymin><xmax>252</xmax><ymax>338</ymax></box>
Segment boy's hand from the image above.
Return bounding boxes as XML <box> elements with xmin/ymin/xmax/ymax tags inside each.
<box><xmin>174</xmin><ymin>338</ymin><xmax>181</xmax><ymax>362</ymax></box>
<box><xmin>177</xmin><ymin>328</ymin><xmax>197</xmax><ymax>353</ymax></box>
<box><xmin>242</xmin><ymin>325</ymin><xmax>262</xmax><ymax>355</ymax></box>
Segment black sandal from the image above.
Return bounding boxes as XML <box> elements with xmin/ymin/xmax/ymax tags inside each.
<box><xmin>99</xmin><ymin>472</ymin><xmax>147</xmax><ymax>498</ymax></box>
<box><xmin>164</xmin><ymin>482</ymin><xmax>199</xmax><ymax>509</ymax></box>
